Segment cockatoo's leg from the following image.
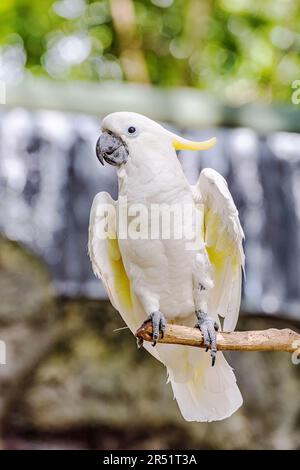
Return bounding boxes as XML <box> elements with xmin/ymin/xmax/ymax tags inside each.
<box><xmin>192</xmin><ymin>252</ymin><xmax>218</xmax><ymax>365</ymax></box>
<box><xmin>130</xmin><ymin>264</ymin><xmax>166</xmax><ymax>347</ymax></box>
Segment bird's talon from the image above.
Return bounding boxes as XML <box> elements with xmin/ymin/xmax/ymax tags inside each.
<box><xmin>152</xmin><ymin>332</ymin><xmax>159</xmax><ymax>347</ymax></box>
<box><xmin>195</xmin><ymin>310</ymin><xmax>218</xmax><ymax>366</ymax></box>
<box><xmin>138</xmin><ymin>310</ymin><xmax>166</xmax><ymax>348</ymax></box>
<box><xmin>211</xmin><ymin>348</ymin><xmax>217</xmax><ymax>367</ymax></box>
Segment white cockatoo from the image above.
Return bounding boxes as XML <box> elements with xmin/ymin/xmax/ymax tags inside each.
<box><xmin>89</xmin><ymin>112</ymin><xmax>245</xmax><ymax>422</ymax></box>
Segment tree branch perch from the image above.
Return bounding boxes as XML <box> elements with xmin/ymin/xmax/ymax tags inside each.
<box><xmin>136</xmin><ymin>323</ymin><xmax>300</xmax><ymax>353</ymax></box>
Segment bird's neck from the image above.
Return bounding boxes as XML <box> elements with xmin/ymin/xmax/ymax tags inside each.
<box><xmin>117</xmin><ymin>150</ymin><xmax>190</xmax><ymax>204</ymax></box>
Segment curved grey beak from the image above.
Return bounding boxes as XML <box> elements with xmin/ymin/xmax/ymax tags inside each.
<box><xmin>96</xmin><ymin>131</ymin><xmax>129</xmax><ymax>166</ymax></box>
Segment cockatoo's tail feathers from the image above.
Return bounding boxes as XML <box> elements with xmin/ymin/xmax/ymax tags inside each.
<box><xmin>158</xmin><ymin>344</ymin><xmax>243</xmax><ymax>422</ymax></box>
<box><xmin>170</xmin><ymin>364</ymin><xmax>243</xmax><ymax>422</ymax></box>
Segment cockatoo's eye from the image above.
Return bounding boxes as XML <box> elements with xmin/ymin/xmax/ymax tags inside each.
<box><xmin>127</xmin><ymin>126</ymin><xmax>137</xmax><ymax>136</ymax></box>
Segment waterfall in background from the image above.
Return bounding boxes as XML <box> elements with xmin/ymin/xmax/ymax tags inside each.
<box><xmin>0</xmin><ymin>108</ymin><xmax>300</xmax><ymax>320</ymax></box>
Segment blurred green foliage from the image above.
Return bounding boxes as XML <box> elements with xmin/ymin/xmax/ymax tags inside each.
<box><xmin>0</xmin><ymin>0</ymin><xmax>300</xmax><ymax>104</ymax></box>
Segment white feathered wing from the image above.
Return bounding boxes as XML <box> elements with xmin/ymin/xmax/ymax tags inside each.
<box><xmin>168</xmin><ymin>167</ymin><xmax>245</xmax><ymax>421</ymax></box>
<box><xmin>193</xmin><ymin>168</ymin><xmax>245</xmax><ymax>331</ymax></box>
<box><xmin>88</xmin><ymin>191</ymin><xmax>161</xmax><ymax>363</ymax></box>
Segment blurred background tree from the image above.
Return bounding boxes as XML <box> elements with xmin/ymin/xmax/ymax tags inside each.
<box><xmin>0</xmin><ymin>0</ymin><xmax>300</xmax><ymax>103</ymax></box>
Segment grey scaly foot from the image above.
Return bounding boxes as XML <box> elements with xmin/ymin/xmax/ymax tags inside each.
<box><xmin>138</xmin><ymin>310</ymin><xmax>166</xmax><ymax>347</ymax></box>
<box><xmin>195</xmin><ymin>310</ymin><xmax>219</xmax><ymax>366</ymax></box>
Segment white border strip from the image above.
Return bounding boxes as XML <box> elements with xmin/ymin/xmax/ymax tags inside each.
<box><xmin>0</xmin><ymin>340</ymin><xmax>6</xmax><ymax>365</ymax></box>
<box><xmin>0</xmin><ymin>80</ymin><xmax>6</xmax><ymax>104</ymax></box>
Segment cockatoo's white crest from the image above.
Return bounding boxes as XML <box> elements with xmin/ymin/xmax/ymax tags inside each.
<box><xmin>101</xmin><ymin>111</ymin><xmax>216</xmax><ymax>154</ymax></box>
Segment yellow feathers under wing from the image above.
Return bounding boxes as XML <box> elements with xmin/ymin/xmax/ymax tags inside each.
<box><xmin>193</xmin><ymin>168</ymin><xmax>245</xmax><ymax>331</ymax></box>
<box><xmin>88</xmin><ymin>192</ymin><xmax>135</xmax><ymax>329</ymax></box>
<box><xmin>88</xmin><ymin>191</ymin><xmax>162</xmax><ymax>362</ymax></box>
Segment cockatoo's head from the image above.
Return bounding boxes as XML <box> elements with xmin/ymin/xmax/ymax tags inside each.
<box><xmin>96</xmin><ymin>112</ymin><xmax>216</xmax><ymax>167</ymax></box>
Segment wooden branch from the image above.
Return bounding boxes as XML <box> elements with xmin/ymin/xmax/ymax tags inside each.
<box><xmin>135</xmin><ymin>323</ymin><xmax>300</xmax><ymax>353</ymax></box>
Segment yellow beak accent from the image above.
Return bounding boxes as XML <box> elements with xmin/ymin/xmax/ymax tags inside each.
<box><xmin>172</xmin><ymin>137</ymin><xmax>217</xmax><ymax>151</ymax></box>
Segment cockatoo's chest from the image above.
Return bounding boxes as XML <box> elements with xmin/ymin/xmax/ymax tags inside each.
<box><xmin>117</xmin><ymin>181</ymin><xmax>206</xmax><ymax>318</ymax></box>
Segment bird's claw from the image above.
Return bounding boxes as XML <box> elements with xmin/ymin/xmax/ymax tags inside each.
<box><xmin>139</xmin><ymin>310</ymin><xmax>166</xmax><ymax>347</ymax></box>
<box><xmin>211</xmin><ymin>348</ymin><xmax>217</xmax><ymax>367</ymax></box>
<box><xmin>195</xmin><ymin>310</ymin><xmax>218</xmax><ymax>366</ymax></box>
